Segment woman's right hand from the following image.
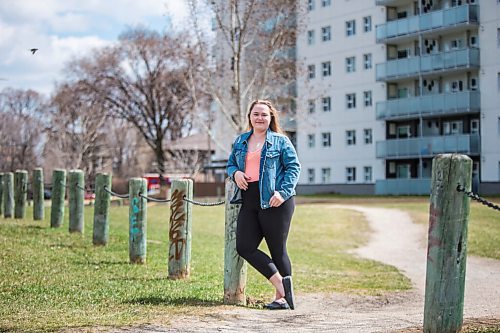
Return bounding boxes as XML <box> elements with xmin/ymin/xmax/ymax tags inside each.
<box><xmin>234</xmin><ymin>171</ymin><xmax>251</xmax><ymax>190</ymax></box>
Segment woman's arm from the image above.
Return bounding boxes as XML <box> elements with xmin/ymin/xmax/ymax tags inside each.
<box><xmin>277</xmin><ymin>138</ymin><xmax>301</xmax><ymax>201</ymax></box>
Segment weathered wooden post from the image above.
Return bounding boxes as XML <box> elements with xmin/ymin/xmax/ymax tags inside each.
<box><xmin>14</xmin><ymin>170</ymin><xmax>28</xmax><ymax>219</ymax></box>
<box><xmin>129</xmin><ymin>178</ymin><xmax>147</xmax><ymax>264</ymax></box>
<box><xmin>93</xmin><ymin>173</ymin><xmax>112</xmax><ymax>246</ymax></box>
<box><xmin>33</xmin><ymin>168</ymin><xmax>44</xmax><ymax>221</ymax></box>
<box><xmin>50</xmin><ymin>169</ymin><xmax>66</xmax><ymax>228</ymax></box>
<box><xmin>3</xmin><ymin>172</ymin><xmax>14</xmax><ymax>218</ymax></box>
<box><xmin>0</xmin><ymin>173</ymin><xmax>4</xmax><ymax>216</ymax></box>
<box><xmin>223</xmin><ymin>178</ymin><xmax>247</xmax><ymax>305</ymax></box>
<box><xmin>168</xmin><ymin>179</ymin><xmax>193</xmax><ymax>279</ymax></box>
<box><xmin>68</xmin><ymin>170</ymin><xmax>84</xmax><ymax>233</ymax></box>
<box><xmin>424</xmin><ymin>154</ymin><xmax>472</xmax><ymax>333</ymax></box>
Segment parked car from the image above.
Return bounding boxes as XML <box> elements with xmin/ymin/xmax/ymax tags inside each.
<box><xmin>44</xmin><ymin>189</ymin><xmax>52</xmax><ymax>199</ymax></box>
<box><xmin>84</xmin><ymin>192</ymin><xmax>95</xmax><ymax>200</ymax></box>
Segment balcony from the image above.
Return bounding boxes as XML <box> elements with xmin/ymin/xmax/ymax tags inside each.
<box><xmin>376</xmin><ymin>91</ymin><xmax>480</xmax><ymax>120</ymax></box>
<box><xmin>375</xmin><ymin>178</ymin><xmax>431</xmax><ymax>195</ymax></box>
<box><xmin>376</xmin><ymin>48</ymin><xmax>479</xmax><ymax>81</ymax></box>
<box><xmin>376</xmin><ymin>4</ymin><xmax>478</xmax><ymax>42</ymax></box>
<box><xmin>376</xmin><ymin>134</ymin><xmax>480</xmax><ymax>159</ymax></box>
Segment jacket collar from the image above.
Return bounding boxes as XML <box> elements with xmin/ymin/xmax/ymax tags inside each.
<box><xmin>240</xmin><ymin>129</ymin><xmax>274</xmax><ymax>146</ymax></box>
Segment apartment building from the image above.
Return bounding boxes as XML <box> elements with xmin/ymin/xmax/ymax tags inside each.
<box><xmin>297</xmin><ymin>0</ymin><xmax>500</xmax><ymax>195</ymax></box>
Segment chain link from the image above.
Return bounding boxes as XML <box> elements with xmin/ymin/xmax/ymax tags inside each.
<box><xmin>103</xmin><ymin>185</ymin><xmax>129</xmax><ymax>199</ymax></box>
<box><xmin>456</xmin><ymin>184</ymin><xmax>500</xmax><ymax>212</ymax></box>
<box><xmin>182</xmin><ymin>195</ymin><xmax>225</xmax><ymax>206</ymax></box>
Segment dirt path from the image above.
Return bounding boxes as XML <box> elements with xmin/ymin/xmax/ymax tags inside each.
<box><xmin>114</xmin><ymin>205</ymin><xmax>500</xmax><ymax>333</ymax></box>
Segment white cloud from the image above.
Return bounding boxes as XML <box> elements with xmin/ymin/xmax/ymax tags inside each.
<box><xmin>0</xmin><ymin>0</ymin><xmax>192</xmax><ymax>95</ymax></box>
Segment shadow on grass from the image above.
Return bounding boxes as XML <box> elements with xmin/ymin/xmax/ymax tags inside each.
<box><xmin>125</xmin><ymin>296</ymin><xmax>222</xmax><ymax>307</ymax></box>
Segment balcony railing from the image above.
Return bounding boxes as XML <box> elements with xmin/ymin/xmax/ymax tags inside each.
<box><xmin>375</xmin><ymin>178</ymin><xmax>431</xmax><ymax>195</ymax></box>
<box><xmin>376</xmin><ymin>91</ymin><xmax>480</xmax><ymax>120</ymax></box>
<box><xmin>376</xmin><ymin>48</ymin><xmax>479</xmax><ymax>81</ymax></box>
<box><xmin>376</xmin><ymin>4</ymin><xmax>478</xmax><ymax>42</ymax></box>
<box><xmin>376</xmin><ymin>134</ymin><xmax>480</xmax><ymax>159</ymax></box>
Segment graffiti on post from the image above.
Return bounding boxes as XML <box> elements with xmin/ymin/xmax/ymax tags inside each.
<box><xmin>130</xmin><ymin>197</ymin><xmax>142</xmax><ymax>237</ymax></box>
<box><xmin>169</xmin><ymin>189</ymin><xmax>186</xmax><ymax>261</ymax></box>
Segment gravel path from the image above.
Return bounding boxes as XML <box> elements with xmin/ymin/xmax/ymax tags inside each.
<box><xmin>113</xmin><ymin>205</ymin><xmax>500</xmax><ymax>333</ymax></box>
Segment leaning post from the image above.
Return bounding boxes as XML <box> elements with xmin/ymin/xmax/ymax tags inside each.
<box><xmin>93</xmin><ymin>173</ymin><xmax>112</xmax><ymax>246</ymax></box>
<box><xmin>14</xmin><ymin>170</ymin><xmax>28</xmax><ymax>219</ymax></box>
<box><xmin>50</xmin><ymin>169</ymin><xmax>66</xmax><ymax>228</ymax></box>
<box><xmin>0</xmin><ymin>173</ymin><xmax>4</xmax><ymax>216</ymax></box>
<box><xmin>168</xmin><ymin>179</ymin><xmax>193</xmax><ymax>279</ymax></box>
<box><xmin>68</xmin><ymin>170</ymin><xmax>85</xmax><ymax>233</ymax></box>
<box><xmin>129</xmin><ymin>178</ymin><xmax>147</xmax><ymax>264</ymax></box>
<box><xmin>3</xmin><ymin>173</ymin><xmax>14</xmax><ymax>218</ymax></box>
<box><xmin>33</xmin><ymin>168</ymin><xmax>44</xmax><ymax>221</ymax></box>
<box><xmin>223</xmin><ymin>178</ymin><xmax>247</xmax><ymax>305</ymax></box>
<box><xmin>424</xmin><ymin>154</ymin><xmax>472</xmax><ymax>333</ymax></box>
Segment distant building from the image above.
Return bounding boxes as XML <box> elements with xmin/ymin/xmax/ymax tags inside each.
<box><xmin>297</xmin><ymin>0</ymin><xmax>500</xmax><ymax>195</ymax></box>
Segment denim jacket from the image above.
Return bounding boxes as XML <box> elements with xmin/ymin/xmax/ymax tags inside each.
<box><xmin>226</xmin><ymin>129</ymin><xmax>301</xmax><ymax>209</ymax></box>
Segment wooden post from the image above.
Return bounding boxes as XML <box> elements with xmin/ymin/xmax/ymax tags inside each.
<box><xmin>93</xmin><ymin>173</ymin><xmax>112</xmax><ymax>246</ymax></box>
<box><xmin>0</xmin><ymin>173</ymin><xmax>4</xmax><ymax>216</ymax></box>
<box><xmin>168</xmin><ymin>179</ymin><xmax>193</xmax><ymax>279</ymax></box>
<box><xmin>3</xmin><ymin>172</ymin><xmax>14</xmax><ymax>218</ymax></box>
<box><xmin>68</xmin><ymin>170</ymin><xmax>85</xmax><ymax>233</ymax></box>
<box><xmin>129</xmin><ymin>178</ymin><xmax>147</xmax><ymax>264</ymax></box>
<box><xmin>223</xmin><ymin>178</ymin><xmax>247</xmax><ymax>305</ymax></box>
<box><xmin>33</xmin><ymin>168</ymin><xmax>44</xmax><ymax>221</ymax></box>
<box><xmin>14</xmin><ymin>170</ymin><xmax>28</xmax><ymax>219</ymax></box>
<box><xmin>424</xmin><ymin>154</ymin><xmax>472</xmax><ymax>333</ymax></box>
<box><xmin>50</xmin><ymin>169</ymin><xmax>66</xmax><ymax>228</ymax></box>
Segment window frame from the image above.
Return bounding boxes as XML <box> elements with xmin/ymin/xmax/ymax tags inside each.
<box><xmin>346</xmin><ymin>93</ymin><xmax>356</xmax><ymax>109</ymax></box>
<box><xmin>322</xmin><ymin>96</ymin><xmax>331</xmax><ymax>112</ymax></box>
<box><xmin>345</xmin><ymin>56</ymin><xmax>356</xmax><ymax>73</ymax></box>
<box><xmin>346</xmin><ymin>20</ymin><xmax>356</xmax><ymax>37</ymax></box>
<box><xmin>321</xmin><ymin>26</ymin><xmax>331</xmax><ymax>42</ymax></box>
<box><xmin>346</xmin><ymin>130</ymin><xmax>356</xmax><ymax>145</ymax></box>
<box><xmin>321</xmin><ymin>132</ymin><xmax>331</xmax><ymax>147</ymax></box>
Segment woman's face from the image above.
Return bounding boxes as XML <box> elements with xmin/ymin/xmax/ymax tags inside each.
<box><xmin>250</xmin><ymin>103</ymin><xmax>271</xmax><ymax>132</ymax></box>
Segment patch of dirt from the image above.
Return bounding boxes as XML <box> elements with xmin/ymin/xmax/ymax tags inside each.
<box><xmin>109</xmin><ymin>205</ymin><xmax>500</xmax><ymax>333</ymax></box>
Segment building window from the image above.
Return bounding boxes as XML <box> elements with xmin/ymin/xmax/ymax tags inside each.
<box><xmin>308</xmin><ymin>168</ymin><xmax>315</xmax><ymax>183</ymax></box>
<box><xmin>307</xmin><ymin>134</ymin><xmax>315</xmax><ymax>148</ymax></box>
<box><xmin>345</xmin><ymin>56</ymin><xmax>356</xmax><ymax>73</ymax></box>
<box><xmin>363</xmin><ymin>16</ymin><xmax>372</xmax><ymax>32</ymax></box>
<box><xmin>346</xmin><ymin>130</ymin><xmax>356</xmax><ymax>145</ymax></box>
<box><xmin>346</xmin><ymin>20</ymin><xmax>356</xmax><ymax>36</ymax></box>
<box><xmin>364</xmin><ymin>166</ymin><xmax>372</xmax><ymax>182</ymax></box>
<box><xmin>321</xmin><ymin>26</ymin><xmax>331</xmax><ymax>41</ymax></box>
<box><xmin>307</xmin><ymin>30</ymin><xmax>315</xmax><ymax>45</ymax></box>
<box><xmin>498</xmin><ymin>73</ymin><xmax>500</xmax><ymax>91</ymax></box>
<box><xmin>497</xmin><ymin>28</ymin><xmax>500</xmax><ymax>47</ymax></box>
<box><xmin>470</xmin><ymin>119</ymin><xmax>479</xmax><ymax>134</ymax></box>
<box><xmin>363</xmin><ymin>91</ymin><xmax>372</xmax><ymax>107</ymax></box>
<box><xmin>321</xmin><ymin>0</ymin><xmax>331</xmax><ymax>7</ymax></box>
<box><xmin>308</xmin><ymin>0</ymin><xmax>315</xmax><ymax>11</ymax></box>
<box><xmin>363</xmin><ymin>53</ymin><xmax>372</xmax><ymax>69</ymax></box>
<box><xmin>321</xmin><ymin>168</ymin><xmax>331</xmax><ymax>183</ymax></box>
<box><xmin>322</xmin><ymin>61</ymin><xmax>331</xmax><ymax>77</ymax></box>
<box><xmin>321</xmin><ymin>132</ymin><xmax>331</xmax><ymax>147</ymax></box>
<box><xmin>308</xmin><ymin>99</ymin><xmax>315</xmax><ymax>113</ymax></box>
<box><xmin>308</xmin><ymin>64</ymin><xmax>316</xmax><ymax>79</ymax></box>
<box><xmin>346</xmin><ymin>167</ymin><xmax>356</xmax><ymax>182</ymax></box>
<box><xmin>322</xmin><ymin>97</ymin><xmax>331</xmax><ymax>112</ymax></box>
<box><xmin>364</xmin><ymin>128</ymin><xmax>372</xmax><ymax>144</ymax></box>
<box><xmin>346</xmin><ymin>93</ymin><xmax>356</xmax><ymax>109</ymax></box>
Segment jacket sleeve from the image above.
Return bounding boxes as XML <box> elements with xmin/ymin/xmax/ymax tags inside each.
<box><xmin>277</xmin><ymin>138</ymin><xmax>301</xmax><ymax>201</ymax></box>
<box><xmin>226</xmin><ymin>137</ymin><xmax>240</xmax><ymax>180</ymax></box>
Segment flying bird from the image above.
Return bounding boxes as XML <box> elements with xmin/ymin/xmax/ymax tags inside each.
<box><xmin>30</xmin><ymin>48</ymin><xmax>38</xmax><ymax>54</ymax></box>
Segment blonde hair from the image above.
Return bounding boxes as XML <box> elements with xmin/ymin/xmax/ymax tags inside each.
<box><xmin>246</xmin><ymin>99</ymin><xmax>283</xmax><ymax>134</ymax></box>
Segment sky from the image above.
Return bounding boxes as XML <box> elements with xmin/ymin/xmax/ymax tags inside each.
<box><xmin>0</xmin><ymin>0</ymin><xmax>190</xmax><ymax>96</ymax></box>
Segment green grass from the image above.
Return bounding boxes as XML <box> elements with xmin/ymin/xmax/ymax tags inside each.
<box><xmin>0</xmin><ymin>203</ymin><xmax>409</xmax><ymax>332</ymax></box>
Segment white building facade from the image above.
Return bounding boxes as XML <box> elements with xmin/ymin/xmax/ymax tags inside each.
<box><xmin>297</xmin><ymin>0</ymin><xmax>500</xmax><ymax>195</ymax></box>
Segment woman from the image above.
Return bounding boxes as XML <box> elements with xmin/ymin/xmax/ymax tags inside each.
<box><xmin>226</xmin><ymin>99</ymin><xmax>301</xmax><ymax>310</ymax></box>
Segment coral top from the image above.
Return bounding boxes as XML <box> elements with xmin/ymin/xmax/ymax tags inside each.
<box><xmin>244</xmin><ymin>149</ymin><xmax>261</xmax><ymax>183</ymax></box>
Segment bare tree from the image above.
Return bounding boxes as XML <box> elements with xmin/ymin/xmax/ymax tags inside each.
<box><xmin>44</xmin><ymin>82</ymin><xmax>109</xmax><ymax>182</ymax></box>
<box><xmin>66</xmin><ymin>27</ymin><xmax>204</xmax><ymax>177</ymax></box>
<box><xmin>187</xmin><ymin>0</ymin><xmax>303</xmax><ymax>156</ymax></box>
<box><xmin>0</xmin><ymin>88</ymin><xmax>45</xmax><ymax>171</ymax></box>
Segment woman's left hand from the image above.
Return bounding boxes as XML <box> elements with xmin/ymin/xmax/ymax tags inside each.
<box><xmin>269</xmin><ymin>191</ymin><xmax>284</xmax><ymax>207</ymax></box>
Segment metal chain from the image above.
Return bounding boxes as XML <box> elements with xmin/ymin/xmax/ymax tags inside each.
<box><xmin>103</xmin><ymin>185</ymin><xmax>129</xmax><ymax>199</ymax></box>
<box><xmin>182</xmin><ymin>195</ymin><xmax>225</xmax><ymax>206</ymax></box>
<box><xmin>75</xmin><ymin>183</ymin><xmax>86</xmax><ymax>191</ymax></box>
<box><xmin>138</xmin><ymin>192</ymin><xmax>171</xmax><ymax>203</ymax></box>
<box><xmin>456</xmin><ymin>184</ymin><xmax>500</xmax><ymax>212</ymax></box>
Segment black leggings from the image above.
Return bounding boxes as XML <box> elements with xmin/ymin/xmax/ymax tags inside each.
<box><xmin>236</xmin><ymin>181</ymin><xmax>295</xmax><ymax>279</ymax></box>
